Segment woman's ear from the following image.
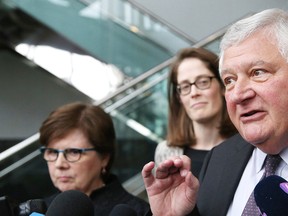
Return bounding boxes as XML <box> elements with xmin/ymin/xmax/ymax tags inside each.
<box><xmin>102</xmin><ymin>154</ymin><xmax>110</xmax><ymax>167</ymax></box>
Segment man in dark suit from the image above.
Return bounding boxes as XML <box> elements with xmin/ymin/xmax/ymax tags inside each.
<box><xmin>142</xmin><ymin>8</ymin><xmax>288</xmax><ymax>216</ymax></box>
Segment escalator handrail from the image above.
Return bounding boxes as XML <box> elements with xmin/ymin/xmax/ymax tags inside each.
<box><xmin>94</xmin><ymin>25</ymin><xmax>228</xmax><ymax>107</ymax></box>
<box><xmin>94</xmin><ymin>57</ymin><xmax>174</xmax><ymax>106</ymax></box>
<box><xmin>0</xmin><ymin>133</ymin><xmax>39</xmax><ymax>162</ymax></box>
<box><xmin>94</xmin><ymin>12</ymin><xmax>255</xmax><ymax>107</ymax></box>
<box><xmin>0</xmin><ymin>27</ymin><xmax>227</xmax><ymax>164</ymax></box>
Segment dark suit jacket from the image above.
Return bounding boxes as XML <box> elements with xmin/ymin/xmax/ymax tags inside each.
<box><xmin>145</xmin><ymin>134</ymin><xmax>254</xmax><ymax>216</ymax></box>
<box><xmin>193</xmin><ymin>133</ymin><xmax>254</xmax><ymax>216</ymax></box>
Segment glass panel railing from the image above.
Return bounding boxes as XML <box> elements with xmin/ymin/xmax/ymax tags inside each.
<box><xmin>0</xmin><ymin>2</ymin><xmax>174</xmax><ymax>101</ymax></box>
<box><xmin>0</xmin><ymin>138</ymin><xmax>58</xmax><ymax>202</ymax></box>
<box><xmin>0</xmin><ymin>27</ymin><xmax>227</xmax><ymax>203</ymax></box>
<box><xmin>105</xmin><ymin>68</ymin><xmax>169</xmax><ymax>140</ymax></box>
<box><xmin>100</xmin><ymin>31</ymin><xmax>229</xmax><ymax>198</ymax></box>
<box><xmin>7</xmin><ymin>0</ymin><xmax>193</xmax><ymax>79</ymax></box>
<box><xmin>110</xmin><ymin>116</ymin><xmax>157</xmax><ymax>182</ymax></box>
<box><xmin>96</xmin><ymin>58</ymin><xmax>173</xmax><ymax>109</ymax></box>
<box><xmin>80</xmin><ymin>0</ymin><xmax>195</xmax><ymax>54</ymax></box>
<box><xmin>99</xmin><ymin>32</ymin><xmax>225</xmax><ymax>156</ymax></box>
<box><xmin>0</xmin><ymin>63</ymin><xmax>168</xmax><ymax>202</ymax></box>
<box><xmin>0</xmin><ymin>5</ymin><xmax>129</xmax><ymax>101</ymax></box>
<box><xmin>95</xmin><ymin>24</ymin><xmax>229</xmax><ymax>109</ymax></box>
<box><xmin>0</xmin><ymin>117</ymin><xmax>156</xmax><ymax>202</ymax></box>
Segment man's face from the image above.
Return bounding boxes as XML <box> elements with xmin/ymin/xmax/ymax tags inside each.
<box><xmin>220</xmin><ymin>32</ymin><xmax>288</xmax><ymax>154</ymax></box>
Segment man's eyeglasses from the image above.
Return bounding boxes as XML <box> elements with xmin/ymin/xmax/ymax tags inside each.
<box><xmin>176</xmin><ymin>76</ymin><xmax>215</xmax><ymax>96</ymax></box>
<box><xmin>40</xmin><ymin>147</ymin><xmax>97</xmax><ymax>162</ymax></box>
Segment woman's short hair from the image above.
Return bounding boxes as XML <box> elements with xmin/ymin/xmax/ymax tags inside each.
<box><xmin>39</xmin><ymin>102</ymin><xmax>115</xmax><ymax>178</ymax></box>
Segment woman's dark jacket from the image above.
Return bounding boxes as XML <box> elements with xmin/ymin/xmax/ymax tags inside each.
<box><xmin>44</xmin><ymin>174</ymin><xmax>150</xmax><ymax>216</ymax></box>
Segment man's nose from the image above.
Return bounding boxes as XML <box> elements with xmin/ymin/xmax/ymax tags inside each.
<box><xmin>229</xmin><ymin>78</ymin><xmax>255</xmax><ymax>104</ymax></box>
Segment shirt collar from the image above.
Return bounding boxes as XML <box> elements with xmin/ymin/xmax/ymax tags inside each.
<box><xmin>255</xmin><ymin>148</ymin><xmax>266</xmax><ymax>173</ymax></box>
<box><xmin>255</xmin><ymin>147</ymin><xmax>288</xmax><ymax>173</ymax></box>
<box><xmin>280</xmin><ymin>147</ymin><xmax>288</xmax><ymax>167</ymax></box>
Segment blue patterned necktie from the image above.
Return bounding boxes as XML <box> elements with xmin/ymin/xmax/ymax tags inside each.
<box><xmin>241</xmin><ymin>154</ymin><xmax>282</xmax><ymax>216</ymax></box>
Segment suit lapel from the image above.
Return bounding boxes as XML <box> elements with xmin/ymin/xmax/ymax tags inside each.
<box><xmin>217</xmin><ymin>139</ymin><xmax>254</xmax><ymax>215</ymax></box>
<box><xmin>197</xmin><ymin>134</ymin><xmax>254</xmax><ymax>216</ymax></box>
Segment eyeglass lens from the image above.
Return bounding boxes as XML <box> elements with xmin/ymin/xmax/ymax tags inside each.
<box><xmin>42</xmin><ymin>148</ymin><xmax>83</xmax><ymax>162</ymax></box>
<box><xmin>177</xmin><ymin>76</ymin><xmax>214</xmax><ymax>95</ymax></box>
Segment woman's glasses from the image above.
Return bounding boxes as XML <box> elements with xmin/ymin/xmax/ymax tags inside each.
<box><xmin>40</xmin><ymin>147</ymin><xmax>97</xmax><ymax>162</ymax></box>
<box><xmin>176</xmin><ymin>76</ymin><xmax>215</xmax><ymax>96</ymax></box>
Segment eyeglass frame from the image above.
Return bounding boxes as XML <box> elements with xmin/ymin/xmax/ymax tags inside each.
<box><xmin>176</xmin><ymin>76</ymin><xmax>215</xmax><ymax>96</ymax></box>
<box><xmin>39</xmin><ymin>147</ymin><xmax>97</xmax><ymax>162</ymax></box>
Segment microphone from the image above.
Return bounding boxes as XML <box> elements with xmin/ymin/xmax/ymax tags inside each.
<box><xmin>254</xmin><ymin>175</ymin><xmax>288</xmax><ymax>216</ymax></box>
<box><xmin>45</xmin><ymin>190</ymin><xmax>94</xmax><ymax>216</ymax></box>
<box><xmin>0</xmin><ymin>196</ymin><xmax>46</xmax><ymax>216</ymax></box>
<box><xmin>109</xmin><ymin>204</ymin><xmax>137</xmax><ymax>216</ymax></box>
<box><xmin>18</xmin><ymin>199</ymin><xmax>47</xmax><ymax>216</ymax></box>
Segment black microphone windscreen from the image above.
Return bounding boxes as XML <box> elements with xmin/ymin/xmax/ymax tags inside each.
<box><xmin>0</xmin><ymin>196</ymin><xmax>15</xmax><ymax>216</ymax></box>
<box><xmin>18</xmin><ymin>199</ymin><xmax>47</xmax><ymax>216</ymax></box>
<box><xmin>46</xmin><ymin>190</ymin><xmax>94</xmax><ymax>216</ymax></box>
<box><xmin>109</xmin><ymin>204</ymin><xmax>137</xmax><ymax>216</ymax></box>
<box><xmin>254</xmin><ymin>175</ymin><xmax>288</xmax><ymax>216</ymax></box>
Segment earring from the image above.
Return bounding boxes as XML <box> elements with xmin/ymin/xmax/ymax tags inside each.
<box><xmin>101</xmin><ymin>167</ymin><xmax>107</xmax><ymax>175</ymax></box>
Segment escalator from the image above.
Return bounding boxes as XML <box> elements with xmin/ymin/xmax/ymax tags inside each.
<box><xmin>0</xmin><ymin>0</ymin><xmax>194</xmax><ymax>88</ymax></box>
<box><xmin>0</xmin><ymin>0</ymin><xmax>227</xmax><ymax>204</ymax></box>
<box><xmin>0</xmin><ymin>0</ymin><xmax>195</xmax><ymax>101</ymax></box>
<box><xmin>0</xmin><ymin>31</ymin><xmax>225</xmax><ymax>203</ymax></box>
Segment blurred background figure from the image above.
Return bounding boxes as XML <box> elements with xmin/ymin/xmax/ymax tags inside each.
<box><xmin>154</xmin><ymin>47</ymin><xmax>237</xmax><ymax>177</ymax></box>
<box><xmin>39</xmin><ymin>102</ymin><xmax>149</xmax><ymax>215</ymax></box>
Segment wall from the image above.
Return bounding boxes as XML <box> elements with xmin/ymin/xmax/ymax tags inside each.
<box><xmin>0</xmin><ymin>48</ymin><xmax>91</xmax><ymax>142</ymax></box>
<box><xmin>131</xmin><ymin>0</ymin><xmax>288</xmax><ymax>41</ymax></box>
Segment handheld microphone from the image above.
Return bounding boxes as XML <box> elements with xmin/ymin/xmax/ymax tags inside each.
<box><xmin>109</xmin><ymin>204</ymin><xmax>137</xmax><ymax>216</ymax></box>
<box><xmin>45</xmin><ymin>190</ymin><xmax>94</xmax><ymax>216</ymax></box>
<box><xmin>18</xmin><ymin>199</ymin><xmax>47</xmax><ymax>216</ymax></box>
<box><xmin>0</xmin><ymin>196</ymin><xmax>46</xmax><ymax>216</ymax></box>
<box><xmin>254</xmin><ymin>175</ymin><xmax>288</xmax><ymax>216</ymax></box>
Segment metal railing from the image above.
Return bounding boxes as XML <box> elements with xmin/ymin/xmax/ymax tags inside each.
<box><xmin>0</xmin><ymin>27</ymin><xmax>227</xmax><ymax>168</ymax></box>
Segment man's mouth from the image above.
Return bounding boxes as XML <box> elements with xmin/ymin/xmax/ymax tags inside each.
<box><xmin>241</xmin><ymin>110</ymin><xmax>259</xmax><ymax>117</ymax></box>
<box><xmin>240</xmin><ymin>110</ymin><xmax>265</xmax><ymax>123</ymax></box>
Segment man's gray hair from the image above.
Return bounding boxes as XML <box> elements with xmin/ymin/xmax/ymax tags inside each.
<box><xmin>219</xmin><ymin>8</ymin><xmax>288</xmax><ymax>71</ymax></box>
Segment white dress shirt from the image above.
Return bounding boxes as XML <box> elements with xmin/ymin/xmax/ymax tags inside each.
<box><xmin>227</xmin><ymin>147</ymin><xmax>288</xmax><ymax>216</ymax></box>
